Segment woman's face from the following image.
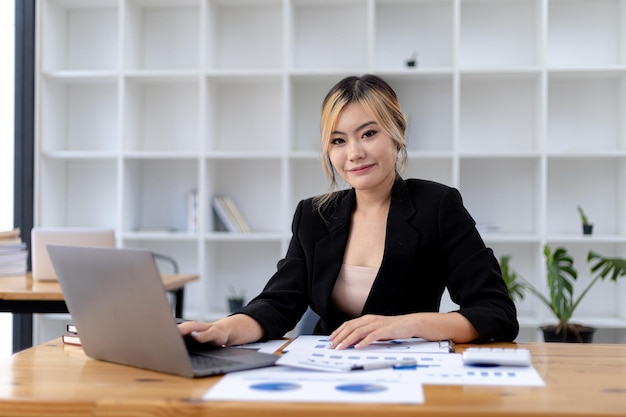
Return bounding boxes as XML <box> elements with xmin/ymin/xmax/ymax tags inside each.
<box><xmin>328</xmin><ymin>102</ymin><xmax>398</xmax><ymax>193</ymax></box>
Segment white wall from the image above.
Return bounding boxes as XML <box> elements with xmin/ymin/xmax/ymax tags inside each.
<box><xmin>0</xmin><ymin>0</ymin><xmax>16</xmax><ymax>358</ymax></box>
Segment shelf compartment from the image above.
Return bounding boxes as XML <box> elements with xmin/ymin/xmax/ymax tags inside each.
<box><xmin>39</xmin><ymin>76</ymin><xmax>118</xmax><ymax>152</ymax></box>
<box><xmin>387</xmin><ymin>74</ymin><xmax>454</xmax><ymax>152</ymax></box>
<box><xmin>547</xmin><ymin>72</ymin><xmax>625</xmax><ymax>153</ymax></box>
<box><xmin>291</xmin><ymin>0</ymin><xmax>368</xmax><ymax>70</ymax></box>
<box><xmin>123</xmin><ymin>77</ymin><xmax>200</xmax><ymax>152</ymax></box>
<box><xmin>206</xmin><ymin>0</ymin><xmax>283</xmax><ymax>70</ymax></box>
<box><xmin>40</xmin><ymin>0</ymin><xmax>119</xmax><ymax>71</ymax></box>
<box><xmin>548</xmin><ymin>0</ymin><xmax>624</xmax><ymax>67</ymax></box>
<box><xmin>122</xmin><ymin>158</ymin><xmax>199</xmax><ymax>233</ymax></box>
<box><xmin>205</xmin><ymin>158</ymin><xmax>283</xmax><ymax>233</ymax></box>
<box><xmin>38</xmin><ymin>158</ymin><xmax>118</xmax><ymax>228</ymax></box>
<box><xmin>547</xmin><ymin>158</ymin><xmax>626</xmax><ymax>235</ymax></box>
<box><xmin>459</xmin><ymin>158</ymin><xmax>541</xmax><ymax>235</ymax></box>
<box><xmin>206</xmin><ymin>76</ymin><xmax>284</xmax><ymax>152</ymax></box>
<box><xmin>459</xmin><ymin>73</ymin><xmax>541</xmax><ymax>154</ymax></box>
<box><xmin>459</xmin><ymin>0</ymin><xmax>540</xmax><ymax>68</ymax></box>
<box><xmin>124</xmin><ymin>0</ymin><xmax>200</xmax><ymax>70</ymax></box>
<box><xmin>203</xmin><ymin>241</ymin><xmax>282</xmax><ymax>314</ymax></box>
<box><xmin>374</xmin><ymin>0</ymin><xmax>453</xmax><ymax>70</ymax></box>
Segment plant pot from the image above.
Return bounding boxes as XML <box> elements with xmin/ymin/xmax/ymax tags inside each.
<box><xmin>582</xmin><ymin>224</ymin><xmax>593</xmax><ymax>235</ymax></box>
<box><xmin>541</xmin><ymin>324</ymin><xmax>596</xmax><ymax>343</ymax></box>
<box><xmin>228</xmin><ymin>297</ymin><xmax>244</xmax><ymax>313</ymax></box>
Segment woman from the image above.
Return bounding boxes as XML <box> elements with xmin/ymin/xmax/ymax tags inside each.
<box><xmin>180</xmin><ymin>74</ymin><xmax>518</xmax><ymax>349</ymax></box>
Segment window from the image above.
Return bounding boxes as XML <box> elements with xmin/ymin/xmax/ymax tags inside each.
<box><xmin>0</xmin><ymin>0</ymin><xmax>15</xmax><ymax>358</ymax></box>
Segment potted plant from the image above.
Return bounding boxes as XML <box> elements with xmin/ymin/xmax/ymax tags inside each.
<box><xmin>501</xmin><ymin>245</ymin><xmax>626</xmax><ymax>342</ymax></box>
<box><xmin>227</xmin><ymin>285</ymin><xmax>245</xmax><ymax>313</ymax></box>
<box><xmin>405</xmin><ymin>51</ymin><xmax>418</xmax><ymax>68</ymax></box>
<box><xmin>577</xmin><ymin>205</ymin><xmax>593</xmax><ymax>235</ymax></box>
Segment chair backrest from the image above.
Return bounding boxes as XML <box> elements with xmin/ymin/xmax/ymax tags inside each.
<box><xmin>152</xmin><ymin>252</ymin><xmax>179</xmax><ymax>274</ymax></box>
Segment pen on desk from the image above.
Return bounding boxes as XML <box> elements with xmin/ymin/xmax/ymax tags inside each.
<box><xmin>351</xmin><ymin>359</ymin><xmax>417</xmax><ymax>371</ymax></box>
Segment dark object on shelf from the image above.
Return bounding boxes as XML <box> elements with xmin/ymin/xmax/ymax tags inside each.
<box><xmin>405</xmin><ymin>51</ymin><xmax>418</xmax><ymax>68</ymax></box>
<box><xmin>228</xmin><ymin>297</ymin><xmax>244</xmax><ymax>313</ymax></box>
<box><xmin>578</xmin><ymin>205</ymin><xmax>593</xmax><ymax>235</ymax></box>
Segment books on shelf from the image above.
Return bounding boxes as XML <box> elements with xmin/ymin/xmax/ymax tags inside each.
<box><xmin>186</xmin><ymin>188</ymin><xmax>198</xmax><ymax>233</ymax></box>
<box><xmin>212</xmin><ymin>195</ymin><xmax>250</xmax><ymax>233</ymax></box>
<box><xmin>0</xmin><ymin>228</ymin><xmax>28</xmax><ymax>277</ymax></box>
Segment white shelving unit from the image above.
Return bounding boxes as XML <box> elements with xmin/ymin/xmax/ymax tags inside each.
<box><xmin>35</xmin><ymin>0</ymin><xmax>626</xmax><ymax>343</ymax></box>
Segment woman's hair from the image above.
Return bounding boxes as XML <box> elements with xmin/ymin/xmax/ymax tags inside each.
<box><xmin>314</xmin><ymin>74</ymin><xmax>408</xmax><ymax>212</ymax></box>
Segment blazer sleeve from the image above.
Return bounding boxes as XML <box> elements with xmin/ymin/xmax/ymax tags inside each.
<box><xmin>438</xmin><ymin>187</ymin><xmax>519</xmax><ymax>343</ymax></box>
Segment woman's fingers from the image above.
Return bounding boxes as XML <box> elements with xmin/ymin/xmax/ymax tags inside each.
<box><xmin>330</xmin><ymin>315</ymin><xmax>416</xmax><ymax>349</ymax></box>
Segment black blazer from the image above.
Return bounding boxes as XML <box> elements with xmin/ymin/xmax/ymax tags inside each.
<box><xmin>240</xmin><ymin>178</ymin><xmax>519</xmax><ymax>343</ymax></box>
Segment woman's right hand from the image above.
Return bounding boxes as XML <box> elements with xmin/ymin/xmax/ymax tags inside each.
<box><xmin>178</xmin><ymin>314</ymin><xmax>264</xmax><ymax>347</ymax></box>
<box><xmin>178</xmin><ymin>320</ymin><xmax>230</xmax><ymax>346</ymax></box>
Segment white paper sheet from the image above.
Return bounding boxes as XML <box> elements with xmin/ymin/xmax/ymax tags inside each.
<box><xmin>204</xmin><ymin>366</ymin><xmax>425</xmax><ymax>404</ymax></box>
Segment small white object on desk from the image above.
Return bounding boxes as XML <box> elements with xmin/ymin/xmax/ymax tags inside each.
<box><xmin>462</xmin><ymin>347</ymin><xmax>532</xmax><ymax>367</ymax></box>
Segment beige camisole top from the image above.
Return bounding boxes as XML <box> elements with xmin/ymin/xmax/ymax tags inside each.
<box><xmin>331</xmin><ymin>264</ymin><xmax>378</xmax><ymax>317</ymax></box>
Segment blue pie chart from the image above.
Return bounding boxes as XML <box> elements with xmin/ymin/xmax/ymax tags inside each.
<box><xmin>249</xmin><ymin>382</ymin><xmax>302</xmax><ymax>391</ymax></box>
<box><xmin>335</xmin><ymin>383</ymin><xmax>388</xmax><ymax>393</ymax></box>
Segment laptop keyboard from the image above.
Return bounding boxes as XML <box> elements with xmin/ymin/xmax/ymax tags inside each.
<box><xmin>190</xmin><ymin>353</ymin><xmax>240</xmax><ymax>369</ymax></box>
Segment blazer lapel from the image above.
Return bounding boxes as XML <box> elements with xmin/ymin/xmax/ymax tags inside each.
<box><xmin>311</xmin><ymin>190</ymin><xmax>354</xmax><ymax>316</ymax></box>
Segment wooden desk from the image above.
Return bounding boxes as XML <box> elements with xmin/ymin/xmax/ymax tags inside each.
<box><xmin>1</xmin><ymin>341</ymin><xmax>625</xmax><ymax>417</ymax></box>
<box><xmin>0</xmin><ymin>273</ymin><xmax>198</xmax><ymax>352</ymax></box>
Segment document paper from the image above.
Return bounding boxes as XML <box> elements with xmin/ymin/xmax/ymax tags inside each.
<box><xmin>204</xmin><ymin>366</ymin><xmax>425</xmax><ymax>404</ymax></box>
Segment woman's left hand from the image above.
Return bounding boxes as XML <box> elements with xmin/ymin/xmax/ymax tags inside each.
<box><xmin>328</xmin><ymin>311</ymin><xmax>478</xmax><ymax>349</ymax></box>
<box><xmin>328</xmin><ymin>314</ymin><xmax>418</xmax><ymax>349</ymax></box>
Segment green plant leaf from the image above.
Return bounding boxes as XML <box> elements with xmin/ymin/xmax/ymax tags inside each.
<box><xmin>544</xmin><ymin>245</ymin><xmax>577</xmax><ymax>321</ymax></box>
<box><xmin>588</xmin><ymin>251</ymin><xmax>626</xmax><ymax>282</ymax></box>
<box><xmin>577</xmin><ymin>205</ymin><xmax>590</xmax><ymax>225</ymax></box>
<box><xmin>499</xmin><ymin>255</ymin><xmax>526</xmax><ymax>302</ymax></box>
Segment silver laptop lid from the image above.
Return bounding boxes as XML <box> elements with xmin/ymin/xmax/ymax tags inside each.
<box><xmin>47</xmin><ymin>245</ymin><xmax>195</xmax><ymax>377</ymax></box>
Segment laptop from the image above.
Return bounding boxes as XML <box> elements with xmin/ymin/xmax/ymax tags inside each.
<box><xmin>31</xmin><ymin>227</ymin><xmax>115</xmax><ymax>281</ymax></box>
<box><xmin>47</xmin><ymin>244</ymin><xmax>278</xmax><ymax>378</ymax></box>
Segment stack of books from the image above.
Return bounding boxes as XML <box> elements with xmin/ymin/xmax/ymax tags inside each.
<box><xmin>212</xmin><ymin>195</ymin><xmax>250</xmax><ymax>233</ymax></box>
<box><xmin>0</xmin><ymin>228</ymin><xmax>28</xmax><ymax>277</ymax></box>
<box><xmin>63</xmin><ymin>323</ymin><xmax>81</xmax><ymax>346</ymax></box>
